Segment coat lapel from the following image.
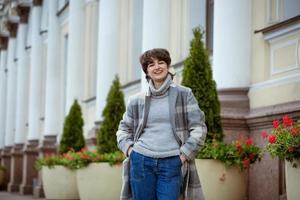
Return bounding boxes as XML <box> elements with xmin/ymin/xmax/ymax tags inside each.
<box><xmin>134</xmin><ymin>90</ymin><xmax>151</xmax><ymax>142</ymax></box>
<box><xmin>168</xmin><ymin>85</ymin><xmax>182</xmax><ymax>145</ymax></box>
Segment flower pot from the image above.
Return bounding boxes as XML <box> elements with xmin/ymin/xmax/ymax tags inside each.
<box><xmin>285</xmin><ymin>160</ymin><xmax>300</xmax><ymax>200</ymax></box>
<box><xmin>42</xmin><ymin>166</ymin><xmax>79</xmax><ymax>199</ymax></box>
<box><xmin>196</xmin><ymin>159</ymin><xmax>247</xmax><ymax>200</ymax></box>
<box><xmin>76</xmin><ymin>162</ymin><xmax>122</xmax><ymax>200</ymax></box>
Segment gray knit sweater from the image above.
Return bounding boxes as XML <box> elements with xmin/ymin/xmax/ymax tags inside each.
<box><xmin>133</xmin><ymin>74</ymin><xmax>180</xmax><ymax>158</ymax></box>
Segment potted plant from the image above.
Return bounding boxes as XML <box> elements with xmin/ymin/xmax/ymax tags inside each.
<box><xmin>76</xmin><ymin>76</ymin><xmax>125</xmax><ymax>200</ymax></box>
<box><xmin>0</xmin><ymin>164</ymin><xmax>5</xmax><ymax>186</ymax></box>
<box><xmin>197</xmin><ymin>135</ymin><xmax>261</xmax><ymax>200</ymax></box>
<box><xmin>38</xmin><ymin>99</ymin><xmax>85</xmax><ymax>200</ymax></box>
<box><xmin>182</xmin><ymin>27</ymin><xmax>262</xmax><ymax>199</ymax></box>
<box><xmin>261</xmin><ymin>115</ymin><xmax>300</xmax><ymax>200</ymax></box>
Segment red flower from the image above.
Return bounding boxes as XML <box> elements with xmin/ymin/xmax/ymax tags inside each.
<box><xmin>268</xmin><ymin>135</ymin><xmax>277</xmax><ymax>144</ymax></box>
<box><xmin>288</xmin><ymin>146</ymin><xmax>295</xmax><ymax>153</ymax></box>
<box><xmin>249</xmin><ymin>153</ymin><xmax>255</xmax><ymax>161</ymax></box>
<box><xmin>245</xmin><ymin>138</ymin><xmax>254</xmax><ymax>145</ymax></box>
<box><xmin>283</xmin><ymin>115</ymin><xmax>293</xmax><ymax>127</ymax></box>
<box><xmin>261</xmin><ymin>131</ymin><xmax>268</xmax><ymax>139</ymax></box>
<box><xmin>243</xmin><ymin>159</ymin><xmax>250</xmax><ymax>169</ymax></box>
<box><xmin>290</xmin><ymin>128</ymin><xmax>299</xmax><ymax>135</ymax></box>
<box><xmin>273</xmin><ymin>120</ymin><xmax>280</xmax><ymax>129</ymax></box>
<box><xmin>235</xmin><ymin>142</ymin><xmax>242</xmax><ymax>152</ymax></box>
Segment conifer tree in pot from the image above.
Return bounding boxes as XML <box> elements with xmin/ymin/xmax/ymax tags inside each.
<box><xmin>39</xmin><ymin>99</ymin><xmax>84</xmax><ymax>200</ymax></box>
<box><xmin>181</xmin><ymin>28</ymin><xmax>261</xmax><ymax>200</ymax></box>
<box><xmin>97</xmin><ymin>75</ymin><xmax>125</xmax><ymax>154</ymax></box>
<box><xmin>59</xmin><ymin>99</ymin><xmax>85</xmax><ymax>154</ymax></box>
<box><xmin>76</xmin><ymin>76</ymin><xmax>126</xmax><ymax>200</ymax></box>
<box><xmin>182</xmin><ymin>27</ymin><xmax>223</xmax><ymax>143</ymax></box>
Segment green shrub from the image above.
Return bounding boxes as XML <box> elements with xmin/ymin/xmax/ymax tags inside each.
<box><xmin>182</xmin><ymin>27</ymin><xmax>223</xmax><ymax>142</ymax></box>
<box><xmin>97</xmin><ymin>76</ymin><xmax>125</xmax><ymax>153</ymax></box>
<box><xmin>59</xmin><ymin>99</ymin><xmax>85</xmax><ymax>154</ymax></box>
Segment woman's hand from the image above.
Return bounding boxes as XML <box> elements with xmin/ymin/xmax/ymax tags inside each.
<box><xmin>127</xmin><ymin>147</ymin><xmax>133</xmax><ymax>157</ymax></box>
<box><xmin>180</xmin><ymin>154</ymin><xmax>187</xmax><ymax>164</ymax></box>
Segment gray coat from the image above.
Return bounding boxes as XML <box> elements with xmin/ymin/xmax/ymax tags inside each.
<box><xmin>117</xmin><ymin>83</ymin><xmax>207</xmax><ymax>200</ymax></box>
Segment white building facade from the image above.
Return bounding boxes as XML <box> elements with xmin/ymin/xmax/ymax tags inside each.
<box><xmin>0</xmin><ymin>0</ymin><xmax>299</xmax><ymax>199</ymax></box>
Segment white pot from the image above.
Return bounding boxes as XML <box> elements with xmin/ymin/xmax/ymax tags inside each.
<box><xmin>42</xmin><ymin>166</ymin><xmax>79</xmax><ymax>199</ymax></box>
<box><xmin>76</xmin><ymin>162</ymin><xmax>122</xmax><ymax>200</ymax></box>
<box><xmin>285</xmin><ymin>160</ymin><xmax>300</xmax><ymax>200</ymax></box>
<box><xmin>196</xmin><ymin>159</ymin><xmax>247</xmax><ymax>200</ymax></box>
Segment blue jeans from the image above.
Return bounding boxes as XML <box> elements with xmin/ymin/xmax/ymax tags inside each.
<box><xmin>130</xmin><ymin>151</ymin><xmax>182</xmax><ymax>200</ymax></box>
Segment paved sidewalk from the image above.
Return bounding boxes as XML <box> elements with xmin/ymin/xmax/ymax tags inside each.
<box><xmin>0</xmin><ymin>192</ymin><xmax>45</xmax><ymax>200</ymax></box>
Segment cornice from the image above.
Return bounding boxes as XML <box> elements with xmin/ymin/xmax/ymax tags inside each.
<box><xmin>0</xmin><ymin>35</ymin><xmax>9</xmax><ymax>50</ymax></box>
<box><xmin>6</xmin><ymin>21</ymin><xmax>18</xmax><ymax>38</ymax></box>
<box><xmin>16</xmin><ymin>5</ymin><xmax>30</xmax><ymax>23</ymax></box>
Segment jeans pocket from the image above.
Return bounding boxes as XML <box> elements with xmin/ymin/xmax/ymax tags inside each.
<box><xmin>161</xmin><ymin>156</ymin><xmax>182</xmax><ymax>181</ymax></box>
<box><xmin>130</xmin><ymin>151</ymin><xmax>145</xmax><ymax>181</ymax></box>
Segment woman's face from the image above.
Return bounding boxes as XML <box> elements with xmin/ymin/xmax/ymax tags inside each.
<box><xmin>147</xmin><ymin>58</ymin><xmax>169</xmax><ymax>84</ymax></box>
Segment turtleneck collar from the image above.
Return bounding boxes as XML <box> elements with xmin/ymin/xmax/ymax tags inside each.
<box><xmin>149</xmin><ymin>73</ymin><xmax>173</xmax><ymax>97</ymax></box>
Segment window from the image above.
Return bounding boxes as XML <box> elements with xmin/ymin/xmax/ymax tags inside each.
<box><xmin>283</xmin><ymin>0</ymin><xmax>300</xmax><ymax>20</ymax></box>
<box><xmin>267</xmin><ymin>0</ymin><xmax>300</xmax><ymax>24</ymax></box>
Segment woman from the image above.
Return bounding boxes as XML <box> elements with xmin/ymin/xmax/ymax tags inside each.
<box><xmin>117</xmin><ymin>48</ymin><xmax>207</xmax><ymax>200</ymax></box>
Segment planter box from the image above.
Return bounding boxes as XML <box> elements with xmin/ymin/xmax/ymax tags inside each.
<box><xmin>42</xmin><ymin>166</ymin><xmax>79</xmax><ymax>199</ymax></box>
<box><xmin>196</xmin><ymin>159</ymin><xmax>246</xmax><ymax>200</ymax></box>
<box><xmin>285</xmin><ymin>160</ymin><xmax>300</xmax><ymax>200</ymax></box>
<box><xmin>77</xmin><ymin>162</ymin><xmax>122</xmax><ymax>200</ymax></box>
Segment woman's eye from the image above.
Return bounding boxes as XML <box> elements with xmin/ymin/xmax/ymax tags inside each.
<box><xmin>158</xmin><ymin>61</ymin><xmax>165</xmax><ymax>64</ymax></box>
<box><xmin>148</xmin><ymin>64</ymin><xmax>154</xmax><ymax>67</ymax></box>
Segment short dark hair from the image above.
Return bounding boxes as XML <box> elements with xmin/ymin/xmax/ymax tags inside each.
<box><xmin>139</xmin><ymin>48</ymin><xmax>171</xmax><ymax>74</ymax></box>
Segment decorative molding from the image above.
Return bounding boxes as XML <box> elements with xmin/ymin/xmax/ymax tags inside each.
<box><xmin>255</xmin><ymin>14</ymin><xmax>300</xmax><ymax>35</ymax></box>
<box><xmin>0</xmin><ymin>35</ymin><xmax>8</xmax><ymax>49</ymax></box>
<box><xmin>270</xmin><ymin>37</ymin><xmax>299</xmax><ymax>75</ymax></box>
<box><xmin>6</xmin><ymin>21</ymin><xmax>18</xmax><ymax>38</ymax></box>
<box><xmin>33</xmin><ymin>0</ymin><xmax>43</xmax><ymax>6</ymax></box>
<box><xmin>265</xmin><ymin>23</ymin><xmax>300</xmax><ymax>41</ymax></box>
<box><xmin>250</xmin><ymin>73</ymin><xmax>300</xmax><ymax>91</ymax></box>
<box><xmin>16</xmin><ymin>5</ymin><xmax>30</xmax><ymax>23</ymax></box>
<box><xmin>246</xmin><ymin>100</ymin><xmax>300</xmax><ymax>130</ymax></box>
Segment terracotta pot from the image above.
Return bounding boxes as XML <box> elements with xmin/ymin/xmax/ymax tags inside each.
<box><xmin>42</xmin><ymin>166</ymin><xmax>79</xmax><ymax>199</ymax></box>
<box><xmin>76</xmin><ymin>162</ymin><xmax>122</xmax><ymax>200</ymax></box>
<box><xmin>285</xmin><ymin>159</ymin><xmax>300</xmax><ymax>200</ymax></box>
<box><xmin>196</xmin><ymin>159</ymin><xmax>247</xmax><ymax>200</ymax></box>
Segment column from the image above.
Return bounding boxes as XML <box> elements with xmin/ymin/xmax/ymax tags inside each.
<box><xmin>33</xmin><ymin>1</ymin><xmax>60</xmax><ymax>194</ymax></box>
<box><xmin>3</xmin><ymin>21</ymin><xmax>18</xmax><ymax>191</ymax></box>
<box><xmin>8</xmin><ymin>5</ymin><xmax>31</xmax><ymax>193</ymax></box>
<box><xmin>27</xmin><ymin>0</ymin><xmax>44</xmax><ymax>196</ymax></box>
<box><xmin>0</xmin><ymin>36</ymin><xmax>8</xmax><ymax>155</ymax></box>
<box><xmin>140</xmin><ymin>0</ymin><xmax>171</xmax><ymax>90</ymax></box>
<box><xmin>212</xmin><ymin>0</ymin><xmax>251</xmax><ymax>128</ymax></box>
<box><xmin>65</xmin><ymin>0</ymin><xmax>85</xmax><ymax>113</ymax></box>
<box><xmin>213</xmin><ymin>0</ymin><xmax>251</xmax><ymax>89</ymax></box>
<box><xmin>27</xmin><ymin>1</ymin><xmax>43</xmax><ymax>142</ymax></box>
<box><xmin>96</xmin><ymin>0</ymin><xmax>120</xmax><ymax>122</ymax></box>
<box><xmin>42</xmin><ymin>0</ymin><xmax>61</xmax><ymax>147</ymax></box>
